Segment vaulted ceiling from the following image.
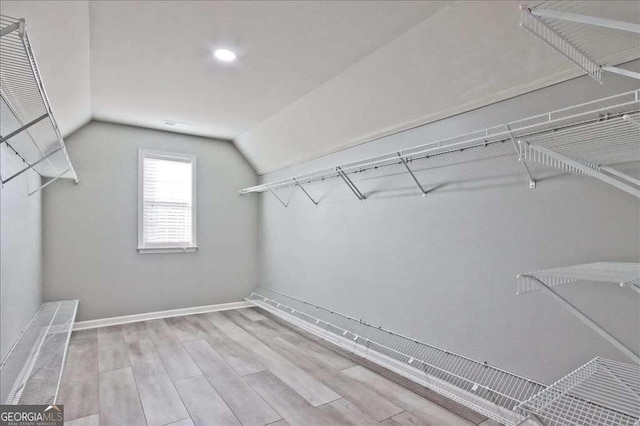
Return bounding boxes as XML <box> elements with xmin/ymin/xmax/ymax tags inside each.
<box><xmin>1</xmin><ymin>1</ymin><xmax>638</xmax><ymax>174</ymax></box>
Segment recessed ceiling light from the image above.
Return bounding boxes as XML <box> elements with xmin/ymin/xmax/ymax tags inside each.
<box><xmin>214</xmin><ymin>48</ymin><xmax>237</xmax><ymax>62</ymax></box>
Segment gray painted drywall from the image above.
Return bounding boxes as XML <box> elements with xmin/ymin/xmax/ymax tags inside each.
<box><xmin>0</xmin><ymin>145</ymin><xmax>43</xmax><ymax>361</ymax></box>
<box><xmin>257</xmin><ymin>67</ymin><xmax>640</xmax><ymax>384</ymax></box>
<box><xmin>43</xmin><ymin>121</ymin><xmax>258</xmax><ymax>321</ymax></box>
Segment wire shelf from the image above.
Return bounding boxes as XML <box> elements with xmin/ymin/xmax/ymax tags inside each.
<box><xmin>239</xmin><ymin>90</ymin><xmax>640</xmax><ymax>203</ymax></box>
<box><xmin>517</xmin><ymin>262</ymin><xmax>640</xmax><ymax>295</ymax></box>
<box><xmin>521</xmin><ymin>1</ymin><xmax>640</xmax><ymax>82</ymax></box>
<box><xmin>247</xmin><ymin>287</ymin><xmax>546</xmax><ymax>425</ymax></box>
<box><xmin>0</xmin><ymin>300</ymin><xmax>78</xmax><ymax>405</ymax></box>
<box><xmin>516</xmin><ymin>357</ymin><xmax>640</xmax><ymax>426</ymax></box>
<box><xmin>0</xmin><ymin>15</ymin><xmax>78</xmax><ymax>193</ymax></box>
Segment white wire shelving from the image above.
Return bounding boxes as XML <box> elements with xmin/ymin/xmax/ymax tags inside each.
<box><xmin>520</xmin><ymin>1</ymin><xmax>640</xmax><ymax>82</ymax></box>
<box><xmin>518</xmin><ymin>263</ymin><xmax>640</xmax><ymax>365</ymax></box>
<box><xmin>240</xmin><ymin>90</ymin><xmax>640</xmax><ymax>205</ymax></box>
<box><xmin>516</xmin><ymin>357</ymin><xmax>640</xmax><ymax>426</ymax></box>
<box><xmin>0</xmin><ymin>15</ymin><xmax>78</xmax><ymax>195</ymax></box>
<box><xmin>247</xmin><ymin>287</ymin><xmax>546</xmax><ymax>426</ymax></box>
<box><xmin>0</xmin><ymin>300</ymin><xmax>78</xmax><ymax>405</ymax></box>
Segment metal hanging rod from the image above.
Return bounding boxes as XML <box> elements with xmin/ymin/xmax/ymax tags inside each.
<box><xmin>0</xmin><ymin>15</ymin><xmax>79</xmax><ymax>194</ymax></box>
<box><xmin>240</xmin><ymin>90</ymin><xmax>640</xmax><ymax>205</ymax></box>
<box><xmin>520</xmin><ymin>3</ymin><xmax>640</xmax><ymax>83</ymax></box>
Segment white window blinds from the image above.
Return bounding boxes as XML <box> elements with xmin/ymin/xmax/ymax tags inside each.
<box><xmin>138</xmin><ymin>150</ymin><xmax>197</xmax><ymax>253</ymax></box>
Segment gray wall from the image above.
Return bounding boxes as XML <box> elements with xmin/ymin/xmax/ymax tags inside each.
<box><xmin>0</xmin><ymin>145</ymin><xmax>43</xmax><ymax>361</ymax></box>
<box><xmin>257</xmin><ymin>69</ymin><xmax>640</xmax><ymax>384</ymax></box>
<box><xmin>43</xmin><ymin>121</ymin><xmax>258</xmax><ymax>321</ymax></box>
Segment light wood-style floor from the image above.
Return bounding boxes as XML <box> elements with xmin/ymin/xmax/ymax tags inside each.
<box><xmin>59</xmin><ymin>307</ymin><xmax>500</xmax><ymax>426</ymax></box>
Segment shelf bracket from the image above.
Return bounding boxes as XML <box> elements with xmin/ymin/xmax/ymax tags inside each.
<box><xmin>519</xmin><ymin>274</ymin><xmax>640</xmax><ymax>365</ymax></box>
<box><xmin>602</xmin><ymin>66</ymin><xmax>640</xmax><ymax>80</ymax></box>
<box><xmin>505</xmin><ymin>125</ymin><xmax>535</xmax><ymax>188</ymax></box>
<box><xmin>293</xmin><ymin>178</ymin><xmax>318</xmax><ymax>206</ymax></box>
<box><xmin>530</xmin><ymin>9</ymin><xmax>640</xmax><ymax>34</ymax></box>
<box><xmin>519</xmin><ymin>141</ymin><xmax>640</xmax><ymax>199</ymax></box>
<box><xmin>267</xmin><ymin>185</ymin><xmax>288</xmax><ymax>208</ymax></box>
<box><xmin>397</xmin><ymin>153</ymin><xmax>428</xmax><ymax>198</ymax></box>
<box><xmin>1</xmin><ymin>146</ymin><xmax>62</xmax><ymax>185</ymax></box>
<box><xmin>27</xmin><ymin>168</ymin><xmax>71</xmax><ymax>196</ymax></box>
<box><xmin>520</xmin><ymin>7</ymin><xmax>602</xmax><ymax>82</ymax></box>
<box><xmin>337</xmin><ymin>167</ymin><xmax>366</xmax><ymax>201</ymax></box>
<box><xmin>0</xmin><ymin>113</ymin><xmax>49</xmax><ymax>145</ymax></box>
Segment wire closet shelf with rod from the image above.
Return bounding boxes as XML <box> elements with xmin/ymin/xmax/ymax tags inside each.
<box><xmin>520</xmin><ymin>1</ymin><xmax>640</xmax><ymax>83</ymax></box>
<box><xmin>0</xmin><ymin>15</ymin><xmax>78</xmax><ymax>195</ymax></box>
<box><xmin>239</xmin><ymin>90</ymin><xmax>640</xmax><ymax>205</ymax></box>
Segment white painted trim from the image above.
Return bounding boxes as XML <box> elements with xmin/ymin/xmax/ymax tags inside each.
<box><xmin>73</xmin><ymin>301</ymin><xmax>251</xmax><ymax>330</ymax></box>
<box><xmin>137</xmin><ymin>246</ymin><xmax>198</xmax><ymax>254</ymax></box>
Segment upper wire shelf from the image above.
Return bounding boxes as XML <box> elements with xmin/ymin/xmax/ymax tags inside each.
<box><xmin>239</xmin><ymin>90</ymin><xmax>640</xmax><ymax>204</ymax></box>
<box><xmin>0</xmin><ymin>15</ymin><xmax>78</xmax><ymax>194</ymax></box>
<box><xmin>248</xmin><ymin>287</ymin><xmax>546</xmax><ymax>426</ymax></box>
<box><xmin>521</xmin><ymin>1</ymin><xmax>640</xmax><ymax>82</ymax></box>
<box><xmin>516</xmin><ymin>357</ymin><xmax>640</xmax><ymax>426</ymax></box>
<box><xmin>517</xmin><ymin>262</ymin><xmax>640</xmax><ymax>295</ymax></box>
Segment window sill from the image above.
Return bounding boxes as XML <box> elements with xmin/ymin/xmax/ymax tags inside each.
<box><xmin>137</xmin><ymin>246</ymin><xmax>198</xmax><ymax>254</ymax></box>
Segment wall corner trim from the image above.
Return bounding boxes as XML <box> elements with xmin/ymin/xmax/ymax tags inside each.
<box><xmin>72</xmin><ymin>300</ymin><xmax>253</xmax><ymax>330</ymax></box>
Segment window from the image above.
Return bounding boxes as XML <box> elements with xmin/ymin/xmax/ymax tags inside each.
<box><xmin>138</xmin><ymin>149</ymin><xmax>197</xmax><ymax>253</ymax></box>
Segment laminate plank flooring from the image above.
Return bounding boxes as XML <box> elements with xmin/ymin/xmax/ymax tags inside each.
<box><xmin>99</xmin><ymin>367</ymin><xmax>146</xmax><ymax>426</ymax></box>
<box><xmin>127</xmin><ymin>340</ymin><xmax>189</xmax><ymax>426</ymax></box>
<box><xmin>174</xmin><ymin>375</ymin><xmax>241</xmax><ymax>426</ymax></box>
<box><xmin>61</xmin><ymin>307</ymin><xmax>495</xmax><ymax>425</ymax></box>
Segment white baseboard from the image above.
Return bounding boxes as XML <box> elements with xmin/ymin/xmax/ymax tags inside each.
<box><xmin>73</xmin><ymin>300</ymin><xmax>253</xmax><ymax>330</ymax></box>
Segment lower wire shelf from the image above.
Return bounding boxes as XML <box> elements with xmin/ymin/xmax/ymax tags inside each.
<box><xmin>247</xmin><ymin>287</ymin><xmax>546</xmax><ymax>426</ymax></box>
<box><xmin>516</xmin><ymin>357</ymin><xmax>640</xmax><ymax>426</ymax></box>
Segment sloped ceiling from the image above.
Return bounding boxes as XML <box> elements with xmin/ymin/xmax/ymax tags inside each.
<box><xmin>2</xmin><ymin>1</ymin><xmax>638</xmax><ymax>174</ymax></box>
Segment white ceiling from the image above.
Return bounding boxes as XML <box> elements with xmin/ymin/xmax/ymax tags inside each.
<box><xmin>89</xmin><ymin>1</ymin><xmax>446</xmax><ymax>141</ymax></box>
<box><xmin>2</xmin><ymin>1</ymin><xmax>638</xmax><ymax>174</ymax></box>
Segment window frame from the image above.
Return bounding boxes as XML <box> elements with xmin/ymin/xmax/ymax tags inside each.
<box><xmin>137</xmin><ymin>149</ymin><xmax>197</xmax><ymax>254</ymax></box>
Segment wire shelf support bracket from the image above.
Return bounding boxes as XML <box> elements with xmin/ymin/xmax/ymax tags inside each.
<box><xmin>520</xmin><ymin>5</ymin><xmax>640</xmax><ymax>83</ymax></box>
<box><xmin>397</xmin><ymin>153</ymin><xmax>429</xmax><ymax>197</ymax></box>
<box><xmin>0</xmin><ymin>15</ymin><xmax>79</xmax><ymax>194</ymax></box>
<box><xmin>517</xmin><ymin>262</ymin><xmax>640</xmax><ymax>365</ymax></box>
<box><xmin>337</xmin><ymin>166</ymin><xmax>366</xmax><ymax>201</ymax></box>
<box><xmin>506</xmin><ymin>124</ymin><xmax>536</xmax><ymax>189</ymax></box>
<box><xmin>293</xmin><ymin>177</ymin><xmax>319</xmax><ymax>206</ymax></box>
